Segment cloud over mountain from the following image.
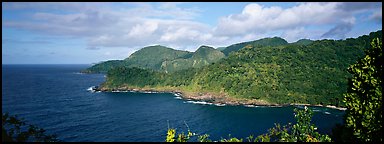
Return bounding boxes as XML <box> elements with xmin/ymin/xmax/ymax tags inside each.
<box><xmin>2</xmin><ymin>2</ymin><xmax>382</xmax><ymax>64</ymax></box>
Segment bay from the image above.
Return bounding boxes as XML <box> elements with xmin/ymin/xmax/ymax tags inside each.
<box><xmin>2</xmin><ymin>64</ymin><xmax>344</xmax><ymax>142</ymax></box>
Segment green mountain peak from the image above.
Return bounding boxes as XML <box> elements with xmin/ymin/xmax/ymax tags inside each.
<box><xmin>222</xmin><ymin>36</ymin><xmax>288</xmax><ymax>56</ymax></box>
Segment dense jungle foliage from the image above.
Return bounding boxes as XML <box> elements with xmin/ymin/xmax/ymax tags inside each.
<box><xmin>101</xmin><ymin>30</ymin><xmax>382</xmax><ymax>106</ymax></box>
<box><xmin>83</xmin><ymin>45</ymin><xmax>225</xmax><ymax>73</ymax></box>
<box><xmin>165</xmin><ymin>34</ymin><xmax>383</xmax><ymax>143</ymax></box>
<box><xmin>165</xmin><ymin>107</ymin><xmax>331</xmax><ymax>142</ymax></box>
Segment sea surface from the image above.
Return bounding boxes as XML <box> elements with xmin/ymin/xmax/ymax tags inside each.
<box><xmin>2</xmin><ymin>64</ymin><xmax>345</xmax><ymax>142</ymax></box>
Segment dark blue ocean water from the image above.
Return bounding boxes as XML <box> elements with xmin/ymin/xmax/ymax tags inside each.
<box><xmin>2</xmin><ymin>64</ymin><xmax>345</xmax><ymax>142</ymax></box>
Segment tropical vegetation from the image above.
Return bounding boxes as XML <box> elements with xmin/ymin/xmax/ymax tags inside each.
<box><xmin>3</xmin><ymin>30</ymin><xmax>382</xmax><ymax>142</ymax></box>
<box><xmin>98</xmin><ymin>30</ymin><xmax>382</xmax><ymax>106</ymax></box>
<box><xmin>165</xmin><ymin>107</ymin><xmax>331</xmax><ymax>142</ymax></box>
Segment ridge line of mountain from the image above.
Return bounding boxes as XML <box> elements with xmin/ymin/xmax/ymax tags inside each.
<box><xmin>91</xmin><ymin>30</ymin><xmax>381</xmax><ymax>107</ymax></box>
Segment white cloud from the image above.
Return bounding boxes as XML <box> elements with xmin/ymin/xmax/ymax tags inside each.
<box><xmin>2</xmin><ymin>2</ymin><xmax>102</xmax><ymax>12</ymax></box>
<box><xmin>281</xmin><ymin>27</ymin><xmax>306</xmax><ymax>43</ymax></box>
<box><xmin>128</xmin><ymin>21</ymin><xmax>159</xmax><ymax>37</ymax></box>
<box><xmin>2</xmin><ymin>2</ymin><xmax>382</xmax><ymax>56</ymax></box>
<box><xmin>214</xmin><ymin>2</ymin><xmax>344</xmax><ymax>37</ymax></box>
<box><xmin>213</xmin><ymin>2</ymin><xmax>382</xmax><ymax>42</ymax></box>
<box><xmin>3</xmin><ymin>2</ymin><xmax>212</xmax><ymax>51</ymax></box>
<box><xmin>117</xmin><ymin>2</ymin><xmax>201</xmax><ymax>20</ymax></box>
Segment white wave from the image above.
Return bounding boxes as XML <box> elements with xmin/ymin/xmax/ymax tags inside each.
<box><xmin>324</xmin><ymin>112</ymin><xmax>331</xmax><ymax>115</ymax></box>
<box><xmin>268</xmin><ymin>105</ymin><xmax>283</xmax><ymax>108</ymax></box>
<box><xmin>143</xmin><ymin>91</ymin><xmax>158</xmax><ymax>93</ymax></box>
<box><xmin>313</xmin><ymin>109</ymin><xmax>321</xmax><ymax>112</ymax></box>
<box><xmin>215</xmin><ymin>103</ymin><xmax>226</xmax><ymax>106</ymax></box>
<box><xmin>174</xmin><ymin>93</ymin><xmax>181</xmax><ymax>97</ymax></box>
<box><xmin>185</xmin><ymin>100</ymin><xmax>213</xmax><ymax>105</ymax></box>
<box><xmin>197</xmin><ymin>101</ymin><xmax>211</xmax><ymax>105</ymax></box>
<box><xmin>174</xmin><ymin>97</ymin><xmax>182</xmax><ymax>99</ymax></box>
<box><xmin>244</xmin><ymin>105</ymin><xmax>257</xmax><ymax>108</ymax></box>
<box><xmin>87</xmin><ymin>86</ymin><xmax>97</xmax><ymax>92</ymax></box>
<box><xmin>111</xmin><ymin>90</ymin><xmax>130</xmax><ymax>93</ymax></box>
<box><xmin>87</xmin><ymin>86</ymin><xmax>94</xmax><ymax>91</ymax></box>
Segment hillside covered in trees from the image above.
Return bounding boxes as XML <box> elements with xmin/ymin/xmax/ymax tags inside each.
<box><xmin>90</xmin><ymin>30</ymin><xmax>382</xmax><ymax>107</ymax></box>
<box><xmin>82</xmin><ymin>45</ymin><xmax>225</xmax><ymax>73</ymax></box>
<box><xmin>82</xmin><ymin>37</ymin><xmax>298</xmax><ymax>74</ymax></box>
<box><xmin>221</xmin><ymin>37</ymin><xmax>289</xmax><ymax>56</ymax></box>
<box><xmin>160</xmin><ymin>46</ymin><xmax>225</xmax><ymax>73</ymax></box>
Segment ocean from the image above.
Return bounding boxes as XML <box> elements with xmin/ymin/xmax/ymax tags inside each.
<box><xmin>2</xmin><ymin>64</ymin><xmax>345</xmax><ymax>142</ymax></box>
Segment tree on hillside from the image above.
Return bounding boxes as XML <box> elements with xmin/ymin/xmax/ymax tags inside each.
<box><xmin>343</xmin><ymin>38</ymin><xmax>382</xmax><ymax>142</ymax></box>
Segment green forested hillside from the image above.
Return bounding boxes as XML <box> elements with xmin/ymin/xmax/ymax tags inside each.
<box><xmin>123</xmin><ymin>45</ymin><xmax>192</xmax><ymax>71</ymax></box>
<box><xmin>84</xmin><ymin>37</ymin><xmax>290</xmax><ymax>73</ymax></box>
<box><xmin>160</xmin><ymin>46</ymin><xmax>225</xmax><ymax>73</ymax></box>
<box><xmin>84</xmin><ymin>45</ymin><xmax>225</xmax><ymax>73</ymax></box>
<box><xmin>292</xmin><ymin>39</ymin><xmax>314</xmax><ymax>46</ymax></box>
<box><xmin>100</xmin><ymin>30</ymin><xmax>382</xmax><ymax>106</ymax></box>
<box><xmin>221</xmin><ymin>37</ymin><xmax>288</xmax><ymax>56</ymax></box>
<box><xmin>83</xmin><ymin>45</ymin><xmax>191</xmax><ymax>73</ymax></box>
<box><xmin>81</xmin><ymin>60</ymin><xmax>126</xmax><ymax>73</ymax></box>
<box><xmin>191</xmin><ymin>40</ymin><xmax>364</xmax><ymax>105</ymax></box>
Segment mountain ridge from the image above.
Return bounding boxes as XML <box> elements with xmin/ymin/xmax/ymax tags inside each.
<box><xmin>97</xmin><ymin>30</ymin><xmax>382</xmax><ymax>107</ymax></box>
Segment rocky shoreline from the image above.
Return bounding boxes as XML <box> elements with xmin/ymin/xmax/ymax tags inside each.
<box><xmin>92</xmin><ymin>86</ymin><xmax>347</xmax><ymax>111</ymax></box>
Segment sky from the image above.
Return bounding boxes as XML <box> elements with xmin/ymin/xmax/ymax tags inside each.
<box><xmin>2</xmin><ymin>2</ymin><xmax>382</xmax><ymax>64</ymax></box>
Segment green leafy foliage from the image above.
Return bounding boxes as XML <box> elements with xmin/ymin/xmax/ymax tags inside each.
<box><xmin>165</xmin><ymin>121</ymin><xmax>197</xmax><ymax>142</ymax></box>
<box><xmin>197</xmin><ymin>134</ymin><xmax>212</xmax><ymax>142</ymax></box>
<box><xmin>219</xmin><ymin>135</ymin><xmax>243</xmax><ymax>142</ymax></box>
<box><xmin>343</xmin><ymin>38</ymin><xmax>382</xmax><ymax>142</ymax></box>
<box><xmin>189</xmin><ymin>31</ymin><xmax>381</xmax><ymax>106</ymax></box>
<box><xmin>166</xmin><ymin>128</ymin><xmax>176</xmax><ymax>142</ymax></box>
<box><xmin>165</xmin><ymin>107</ymin><xmax>330</xmax><ymax>142</ymax></box>
<box><xmin>254</xmin><ymin>107</ymin><xmax>331</xmax><ymax>142</ymax></box>
<box><xmin>102</xmin><ymin>67</ymin><xmax>164</xmax><ymax>88</ymax></box>
<box><xmin>166</xmin><ymin>128</ymin><xmax>197</xmax><ymax>142</ymax></box>
<box><xmin>2</xmin><ymin>113</ymin><xmax>59</xmax><ymax>142</ymax></box>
